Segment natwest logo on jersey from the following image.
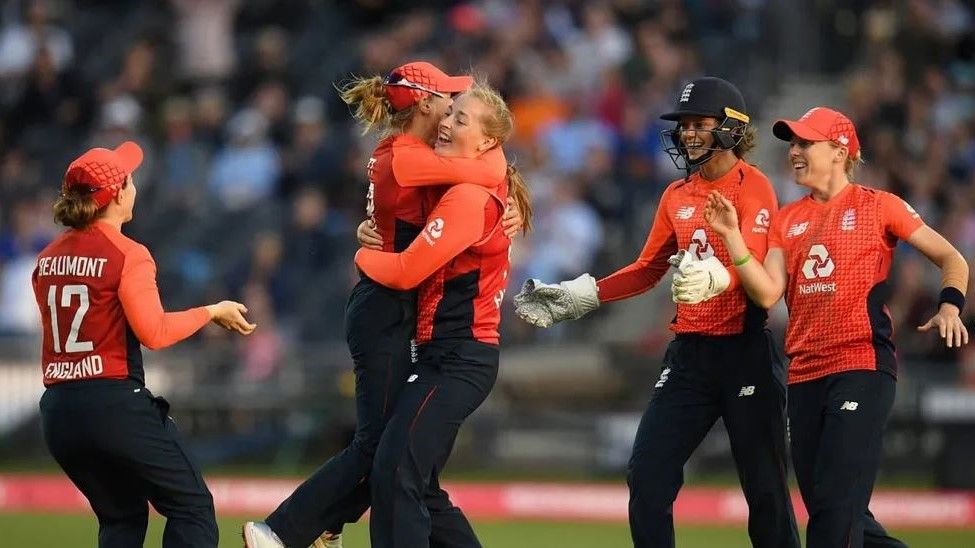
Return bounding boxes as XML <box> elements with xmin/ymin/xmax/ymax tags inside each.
<box><xmin>798</xmin><ymin>244</ymin><xmax>837</xmax><ymax>295</ymax></box>
<box><xmin>688</xmin><ymin>228</ymin><xmax>713</xmax><ymax>260</ymax></box>
<box><xmin>753</xmin><ymin>208</ymin><xmax>770</xmax><ymax>234</ymax></box>
<box><xmin>422</xmin><ymin>218</ymin><xmax>444</xmax><ymax>245</ymax></box>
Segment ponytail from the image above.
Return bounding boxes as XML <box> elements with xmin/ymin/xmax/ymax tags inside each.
<box><xmin>507</xmin><ymin>164</ymin><xmax>533</xmax><ymax>235</ymax></box>
<box><xmin>337</xmin><ymin>75</ymin><xmax>415</xmax><ymax>136</ymax></box>
<box><xmin>53</xmin><ymin>187</ymin><xmax>106</xmax><ymax>229</ymax></box>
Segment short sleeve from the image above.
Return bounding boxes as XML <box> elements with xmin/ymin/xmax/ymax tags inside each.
<box><xmin>879</xmin><ymin>191</ymin><xmax>924</xmax><ymax>241</ymax></box>
<box><xmin>768</xmin><ymin>212</ymin><xmax>787</xmax><ymax>249</ymax></box>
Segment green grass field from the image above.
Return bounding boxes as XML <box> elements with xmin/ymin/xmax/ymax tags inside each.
<box><xmin>1</xmin><ymin>513</ymin><xmax>973</xmax><ymax>547</ymax></box>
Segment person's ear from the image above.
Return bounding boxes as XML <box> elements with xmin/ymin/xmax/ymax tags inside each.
<box><xmin>834</xmin><ymin>145</ymin><xmax>848</xmax><ymax>164</ymax></box>
<box><xmin>478</xmin><ymin>136</ymin><xmax>498</xmax><ymax>153</ymax></box>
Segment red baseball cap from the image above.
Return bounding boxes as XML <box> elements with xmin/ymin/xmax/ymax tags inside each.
<box><xmin>384</xmin><ymin>61</ymin><xmax>473</xmax><ymax>111</ymax></box>
<box><xmin>772</xmin><ymin>107</ymin><xmax>860</xmax><ymax>158</ymax></box>
<box><xmin>63</xmin><ymin>141</ymin><xmax>143</xmax><ymax>207</ymax></box>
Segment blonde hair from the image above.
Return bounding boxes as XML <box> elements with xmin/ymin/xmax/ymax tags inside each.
<box><xmin>845</xmin><ymin>150</ymin><xmax>864</xmax><ymax>179</ymax></box>
<box><xmin>467</xmin><ymin>83</ymin><xmax>534</xmax><ymax>234</ymax></box>
<box><xmin>54</xmin><ymin>187</ymin><xmax>106</xmax><ymax>229</ymax></box>
<box><xmin>337</xmin><ymin>75</ymin><xmax>416</xmax><ymax>136</ymax></box>
<box><xmin>732</xmin><ymin>125</ymin><xmax>757</xmax><ymax>159</ymax></box>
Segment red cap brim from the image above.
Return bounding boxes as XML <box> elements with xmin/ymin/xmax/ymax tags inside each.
<box><xmin>114</xmin><ymin>141</ymin><xmax>143</xmax><ymax>173</ymax></box>
<box><xmin>436</xmin><ymin>74</ymin><xmax>473</xmax><ymax>94</ymax></box>
<box><xmin>772</xmin><ymin>119</ymin><xmax>829</xmax><ymax>143</ymax></box>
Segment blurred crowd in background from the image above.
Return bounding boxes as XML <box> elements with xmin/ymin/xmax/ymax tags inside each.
<box><xmin>0</xmin><ymin>0</ymin><xmax>973</xmax><ymax>391</ymax></box>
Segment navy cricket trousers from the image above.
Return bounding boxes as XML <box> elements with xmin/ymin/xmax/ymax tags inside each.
<box><xmin>40</xmin><ymin>379</ymin><xmax>217</xmax><ymax>548</ymax></box>
<box><xmin>267</xmin><ymin>278</ymin><xmax>478</xmax><ymax>547</ymax></box>
<box><xmin>789</xmin><ymin>370</ymin><xmax>907</xmax><ymax>548</ymax></box>
<box><xmin>628</xmin><ymin>330</ymin><xmax>799</xmax><ymax>548</ymax></box>
<box><xmin>369</xmin><ymin>340</ymin><xmax>499</xmax><ymax>548</ymax></box>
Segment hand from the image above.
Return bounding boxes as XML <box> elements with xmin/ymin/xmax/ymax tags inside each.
<box><xmin>357</xmin><ymin>219</ymin><xmax>383</xmax><ymax>250</ymax></box>
<box><xmin>671</xmin><ymin>254</ymin><xmax>731</xmax><ymax>304</ymax></box>
<box><xmin>502</xmin><ymin>196</ymin><xmax>524</xmax><ymax>238</ymax></box>
<box><xmin>514</xmin><ymin>274</ymin><xmax>600</xmax><ymax>328</ymax></box>
<box><xmin>918</xmin><ymin>303</ymin><xmax>970</xmax><ymax>348</ymax></box>
<box><xmin>704</xmin><ymin>191</ymin><xmax>739</xmax><ymax>238</ymax></box>
<box><xmin>205</xmin><ymin>301</ymin><xmax>257</xmax><ymax>335</ymax></box>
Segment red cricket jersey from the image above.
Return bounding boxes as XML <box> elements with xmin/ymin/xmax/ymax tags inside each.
<box><xmin>597</xmin><ymin>160</ymin><xmax>777</xmax><ymax>335</ymax></box>
<box><xmin>32</xmin><ymin>222</ymin><xmax>210</xmax><ymax>386</ymax></box>
<box><xmin>366</xmin><ymin>134</ymin><xmax>506</xmax><ymax>252</ymax></box>
<box><xmin>768</xmin><ymin>184</ymin><xmax>924</xmax><ymax>384</ymax></box>
<box><xmin>355</xmin><ymin>183</ymin><xmax>509</xmax><ymax>344</ymax></box>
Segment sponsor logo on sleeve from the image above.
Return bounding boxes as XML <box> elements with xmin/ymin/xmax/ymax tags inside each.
<box><xmin>753</xmin><ymin>208</ymin><xmax>770</xmax><ymax>233</ymax></box>
<box><xmin>422</xmin><ymin>218</ymin><xmax>444</xmax><ymax>245</ymax></box>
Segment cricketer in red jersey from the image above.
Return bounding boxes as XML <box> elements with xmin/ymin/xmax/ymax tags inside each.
<box><xmin>354</xmin><ymin>85</ymin><xmax>529</xmax><ymax>548</ymax></box>
<box><xmin>703</xmin><ymin>106</ymin><xmax>968</xmax><ymax>548</ymax></box>
<box><xmin>35</xmin><ymin>142</ymin><xmax>255</xmax><ymax>548</ymax></box>
<box><xmin>515</xmin><ymin>77</ymin><xmax>799</xmax><ymax>548</ymax></box>
<box><xmin>252</xmin><ymin>64</ymin><xmax>516</xmax><ymax>548</ymax></box>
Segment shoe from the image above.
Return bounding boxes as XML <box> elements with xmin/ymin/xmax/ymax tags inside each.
<box><xmin>311</xmin><ymin>532</ymin><xmax>342</xmax><ymax>548</ymax></box>
<box><xmin>243</xmin><ymin>521</ymin><xmax>285</xmax><ymax>548</ymax></box>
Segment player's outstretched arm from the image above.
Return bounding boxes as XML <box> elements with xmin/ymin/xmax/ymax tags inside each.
<box><xmin>355</xmin><ymin>185</ymin><xmax>488</xmax><ymax>290</ymax></box>
<box><xmin>907</xmin><ymin>225</ymin><xmax>969</xmax><ymax>348</ymax></box>
<box><xmin>119</xmin><ymin>247</ymin><xmax>256</xmax><ymax>349</ymax></box>
<box><xmin>392</xmin><ymin>139</ymin><xmax>506</xmax><ymax>188</ymax></box>
<box><xmin>514</xmin><ymin>274</ymin><xmax>599</xmax><ymax>328</ymax></box>
<box><xmin>699</xmin><ymin>190</ymin><xmax>786</xmax><ymax>308</ymax></box>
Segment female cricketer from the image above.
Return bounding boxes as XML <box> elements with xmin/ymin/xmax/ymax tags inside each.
<box><xmin>699</xmin><ymin>106</ymin><xmax>967</xmax><ymax>547</ymax></box>
<box><xmin>245</xmin><ymin>62</ymin><xmax>522</xmax><ymax>548</ymax></box>
<box><xmin>34</xmin><ymin>141</ymin><xmax>256</xmax><ymax>548</ymax></box>
<box><xmin>514</xmin><ymin>77</ymin><xmax>800</xmax><ymax>548</ymax></box>
<box><xmin>355</xmin><ymin>83</ymin><xmax>532</xmax><ymax>548</ymax></box>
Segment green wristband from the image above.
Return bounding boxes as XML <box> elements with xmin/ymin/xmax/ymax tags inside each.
<box><xmin>733</xmin><ymin>253</ymin><xmax>752</xmax><ymax>267</ymax></box>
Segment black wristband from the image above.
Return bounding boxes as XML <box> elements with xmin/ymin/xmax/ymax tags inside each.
<box><xmin>939</xmin><ymin>287</ymin><xmax>965</xmax><ymax>312</ymax></box>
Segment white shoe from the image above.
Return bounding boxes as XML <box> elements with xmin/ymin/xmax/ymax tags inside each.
<box><xmin>311</xmin><ymin>532</ymin><xmax>343</xmax><ymax>548</ymax></box>
<box><xmin>243</xmin><ymin>521</ymin><xmax>285</xmax><ymax>548</ymax></box>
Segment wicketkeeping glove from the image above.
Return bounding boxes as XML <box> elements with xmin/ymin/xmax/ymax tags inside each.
<box><xmin>671</xmin><ymin>252</ymin><xmax>731</xmax><ymax>304</ymax></box>
<box><xmin>514</xmin><ymin>273</ymin><xmax>600</xmax><ymax>328</ymax></box>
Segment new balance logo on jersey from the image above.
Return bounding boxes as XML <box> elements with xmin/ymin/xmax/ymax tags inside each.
<box><xmin>799</xmin><ymin>244</ymin><xmax>837</xmax><ymax>294</ymax></box>
<box><xmin>841</xmin><ymin>208</ymin><xmax>856</xmax><ymax>231</ymax></box>
<box><xmin>422</xmin><ymin>218</ymin><xmax>444</xmax><ymax>245</ymax></box>
<box><xmin>753</xmin><ymin>208</ymin><xmax>770</xmax><ymax>233</ymax></box>
<box><xmin>679</xmin><ymin>83</ymin><xmax>694</xmax><ymax>103</ymax></box>
<box><xmin>738</xmin><ymin>386</ymin><xmax>755</xmax><ymax>397</ymax></box>
<box><xmin>786</xmin><ymin>222</ymin><xmax>809</xmax><ymax>238</ymax></box>
<box><xmin>676</xmin><ymin>206</ymin><xmax>695</xmax><ymax>220</ymax></box>
<box><xmin>688</xmin><ymin>229</ymin><xmax>713</xmax><ymax>260</ymax></box>
<box><xmin>840</xmin><ymin>400</ymin><xmax>859</xmax><ymax>411</ymax></box>
<box><xmin>655</xmin><ymin>367</ymin><xmax>671</xmax><ymax>389</ymax></box>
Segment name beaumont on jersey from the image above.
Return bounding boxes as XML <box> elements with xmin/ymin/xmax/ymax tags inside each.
<box><xmin>36</xmin><ymin>255</ymin><xmax>108</xmax><ymax>278</ymax></box>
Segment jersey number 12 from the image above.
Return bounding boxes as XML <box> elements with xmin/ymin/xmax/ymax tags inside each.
<box><xmin>46</xmin><ymin>284</ymin><xmax>94</xmax><ymax>353</ymax></box>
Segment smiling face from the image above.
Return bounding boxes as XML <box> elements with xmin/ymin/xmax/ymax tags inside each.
<box><xmin>677</xmin><ymin>115</ymin><xmax>719</xmax><ymax>162</ymax></box>
<box><xmin>434</xmin><ymin>92</ymin><xmax>498</xmax><ymax>159</ymax></box>
<box><xmin>789</xmin><ymin>138</ymin><xmax>846</xmax><ymax>188</ymax></box>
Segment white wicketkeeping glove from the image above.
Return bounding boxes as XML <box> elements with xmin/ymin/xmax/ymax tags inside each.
<box><xmin>670</xmin><ymin>251</ymin><xmax>731</xmax><ymax>304</ymax></box>
<box><xmin>514</xmin><ymin>273</ymin><xmax>600</xmax><ymax>328</ymax></box>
